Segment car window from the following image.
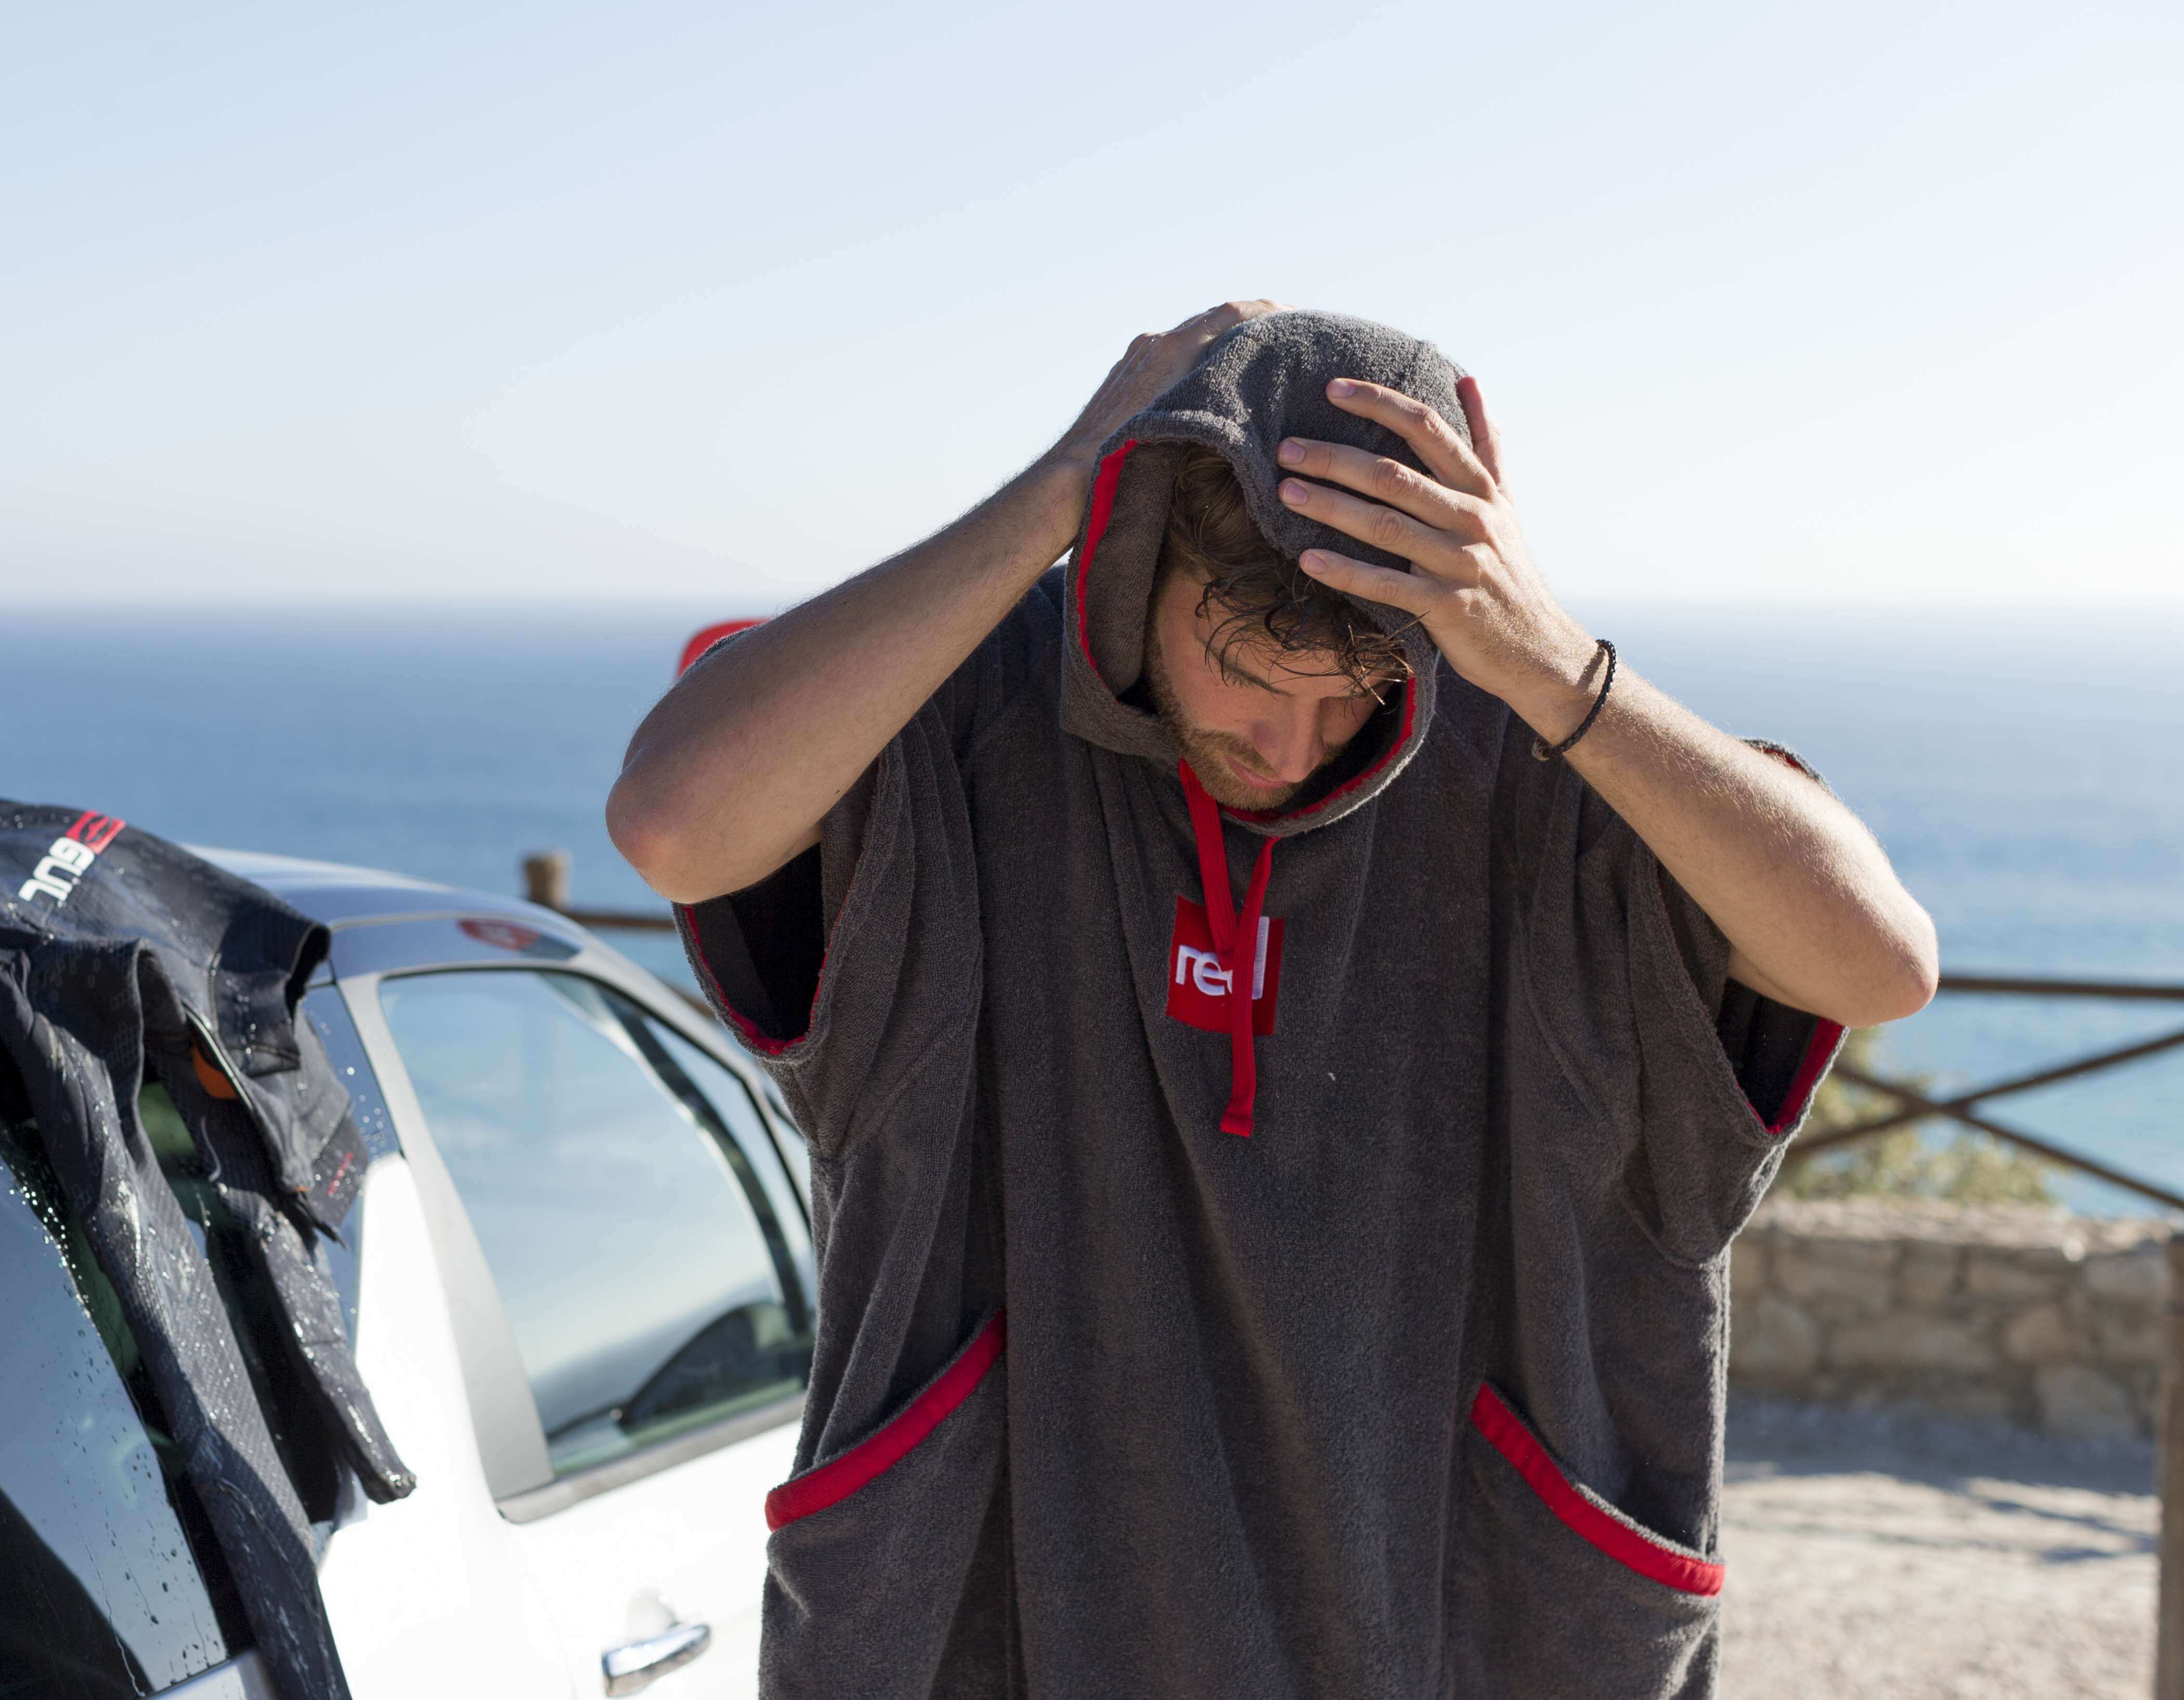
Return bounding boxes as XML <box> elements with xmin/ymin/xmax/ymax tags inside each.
<box><xmin>378</xmin><ymin>971</ymin><xmax>813</xmax><ymax>1478</ymax></box>
<box><xmin>746</xmin><ymin>1069</ymin><xmax>813</xmax><ymax>1210</ymax></box>
<box><xmin>645</xmin><ymin>1020</ymin><xmax>813</xmax><ymax>1291</ymax></box>
<box><xmin>0</xmin><ymin>1112</ymin><xmax>251</xmax><ymax>1691</ymax></box>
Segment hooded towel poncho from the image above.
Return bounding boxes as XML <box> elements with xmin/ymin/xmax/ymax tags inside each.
<box><xmin>680</xmin><ymin>310</ymin><xmax>1842</xmax><ymax>1700</ymax></box>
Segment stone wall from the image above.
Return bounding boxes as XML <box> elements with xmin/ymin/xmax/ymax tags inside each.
<box><xmin>1730</xmin><ymin>1198</ymin><xmax>2173</xmax><ymax>1439</ymax></box>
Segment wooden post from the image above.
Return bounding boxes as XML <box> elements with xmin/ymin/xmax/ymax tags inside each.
<box><xmin>2159</xmin><ymin>1232</ymin><xmax>2184</xmax><ymax>1700</ymax></box>
<box><xmin>521</xmin><ymin>849</ymin><xmax>571</xmax><ymax>912</ymax></box>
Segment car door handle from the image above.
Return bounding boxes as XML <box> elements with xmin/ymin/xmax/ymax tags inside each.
<box><xmin>602</xmin><ymin>1620</ymin><xmax>711</xmax><ymax>1696</ymax></box>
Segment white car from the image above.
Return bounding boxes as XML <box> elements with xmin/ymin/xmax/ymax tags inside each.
<box><xmin>1</xmin><ymin>849</ymin><xmax>811</xmax><ymax>1699</ymax></box>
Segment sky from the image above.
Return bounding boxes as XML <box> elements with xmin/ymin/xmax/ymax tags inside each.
<box><xmin>3</xmin><ymin>1</ymin><xmax>2179</xmax><ymax>611</ymax></box>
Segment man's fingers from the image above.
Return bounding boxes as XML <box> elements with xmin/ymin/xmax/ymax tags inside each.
<box><xmin>1325</xmin><ymin>378</ymin><xmax>1493</xmax><ymax>498</ymax></box>
<box><xmin>1121</xmin><ymin>301</ymin><xmax>1282</xmax><ymax>375</ymax></box>
<box><xmin>1278</xmin><ymin>475</ymin><xmax>1479</xmax><ymax>573</ymax></box>
<box><xmin>1075</xmin><ymin>302</ymin><xmax>1290</xmax><ymax>459</ymax></box>
<box><xmin>1131</xmin><ymin>299</ymin><xmax>1289</xmax><ymax>386</ymax></box>
<box><xmin>1295</xmin><ymin>550</ymin><xmax>1442</xmax><ymax>613</ymax></box>
<box><xmin>1172</xmin><ymin>299</ymin><xmax>1285</xmax><ymax>345</ymax></box>
<box><xmin>1455</xmin><ymin>375</ymin><xmax>1506</xmax><ymax>490</ymax></box>
<box><xmin>1213</xmin><ymin>297</ymin><xmax>1289</xmax><ymax>328</ymax></box>
<box><xmin>1275</xmin><ymin>439</ymin><xmax>1493</xmax><ymax>540</ymax></box>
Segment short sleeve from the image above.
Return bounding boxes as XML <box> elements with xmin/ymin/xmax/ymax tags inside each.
<box><xmin>684</xmin><ymin>845</ymin><xmax>823</xmax><ymax>1045</ymax></box>
<box><xmin>674</xmin><ymin>588</ymin><xmax>1050</xmax><ymax>1162</ymax></box>
<box><xmin>1505</xmin><ymin>730</ymin><xmax>1845</xmax><ymax>1263</ymax></box>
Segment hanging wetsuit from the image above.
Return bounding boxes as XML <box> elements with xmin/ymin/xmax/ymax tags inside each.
<box><xmin>2</xmin><ymin>803</ymin><xmax>415</xmax><ymax>1700</ymax></box>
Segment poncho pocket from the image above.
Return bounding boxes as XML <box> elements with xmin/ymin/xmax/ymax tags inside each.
<box><xmin>1455</xmin><ymin>1382</ymin><xmax>1721</xmax><ymax>1699</ymax></box>
<box><xmin>757</xmin><ymin>1311</ymin><xmax>1008</xmax><ymax>1700</ymax></box>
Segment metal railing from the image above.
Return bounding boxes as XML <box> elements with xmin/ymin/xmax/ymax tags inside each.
<box><xmin>1787</xmin><ymin>973</ymin><xmax>2184</xmax><ymax>1214</ymax></box>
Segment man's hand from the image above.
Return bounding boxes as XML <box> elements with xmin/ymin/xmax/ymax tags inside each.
<box><xmin>1051</xmin><ymin>300</ymin><xmax>1288</xmax><ymax>478</ymax></box>
<box><xmin>1270</xmin><ymin>374</ymin><xmax>1938</xmax><ymax>1030</ymax></box>
<box><xmin>1274</xmin><ymin>375</ymin><xmax>1596</xmax><ymax>737</ymax></box>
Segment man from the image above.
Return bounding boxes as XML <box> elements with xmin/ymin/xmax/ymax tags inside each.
<box><xmin>608</xmin><ymin>304</ymin><xmax>1936</xmax><ymax>1699</ymax></box>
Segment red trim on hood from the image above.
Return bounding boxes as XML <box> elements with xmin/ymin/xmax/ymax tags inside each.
<box><xmin>1470</xmin><ymin>1384</ymin><xmax>1725</xmax><ymax>1597</ymax></box>
<box><xmin>1073</xmin><ymin>440</ymin><xmax>1138</xmax><ymax>687</ymax></box>
<box><xmin>764</xmin><ymin>1311</ymin><xmax>1007</xmax><ymax>1530</ymax></box>
<box><xmin>1764</xmin><ymin>1019</ymin><xmax>1844</xmax><ymax>1136</ymax></box>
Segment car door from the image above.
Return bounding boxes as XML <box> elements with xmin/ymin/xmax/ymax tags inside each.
<box><xmin>363</xmin><ymin>964</ymin><xmax>812</xmax><ymax>1699</ymax></box>
<box><xmin>308</xmin><ymin>982</ymin><xmax>577</xmax><ymax>1700</ymax></box>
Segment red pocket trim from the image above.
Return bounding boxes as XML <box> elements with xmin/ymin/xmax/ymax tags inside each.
<box><xmin>1469</xmin><ymin>1384</ymin><xmax>1725</xmax><ymax>1597</ymax></box>
<box><xmin>764</xmin><ymin>1311</ymin><xmax>1006</xmax><ymax>1532</ymax></box>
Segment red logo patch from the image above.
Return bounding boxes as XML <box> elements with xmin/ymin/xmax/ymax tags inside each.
<box><xmin>1165</xmin><ymin>895</ymin><xmax>1285</xmax><ymax>1036</ymax></box>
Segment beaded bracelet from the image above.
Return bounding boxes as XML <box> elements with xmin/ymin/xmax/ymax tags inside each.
<box><xmin>1531</xmin><ymin>639</ymin><xmax>1618</xmax><ymax>762</ymax></box>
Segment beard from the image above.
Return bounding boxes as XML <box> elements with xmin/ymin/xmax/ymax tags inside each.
<box><xmin>1142</xmin><ymin>633</ymin><xmax>1315</xmax><ymax>812</ymax></box>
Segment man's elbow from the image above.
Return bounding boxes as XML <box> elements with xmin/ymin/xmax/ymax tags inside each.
<box><xmin>605</xmin><ymin>773</ymin><xmax>709</xmax><ymax>906</ymax></box>
<box><xmin>606</xmin><ymin>771</ymin><xmax>794</xmax><ymax>906</ymax></box>
<box><xmin>1843</xmin><ymin>908</ymin><xmax>1941</xmax><ymax>1028</ymax></box>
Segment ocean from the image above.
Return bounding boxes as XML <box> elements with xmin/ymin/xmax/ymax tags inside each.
<box><xmin>6</xmin><ymin>600</ymin><xmax>2179</xmax><ymax>1215</ymax></box>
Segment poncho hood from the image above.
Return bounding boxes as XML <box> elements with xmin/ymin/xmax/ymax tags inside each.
<box><xmin>1061</xmin><ymin>308</ymin><xmax>1467</xmax><ymax>840</ymax></box>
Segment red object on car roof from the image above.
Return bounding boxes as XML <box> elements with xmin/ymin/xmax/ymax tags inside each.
<box><xmin>678</xmin><ymin>620</ymin><xmax>764</xmax><ymax>676</ymax></box>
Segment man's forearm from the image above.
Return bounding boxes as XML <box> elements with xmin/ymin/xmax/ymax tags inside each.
<box><xmin>1515</xmin><ymin>661</ymin><xmax>1939</xmax><ymax>1028</ymax></box>
<box><xmin>608</xmin><ymin>452</ymin><xmax>1088</xmax><ymax>903</ymax></box>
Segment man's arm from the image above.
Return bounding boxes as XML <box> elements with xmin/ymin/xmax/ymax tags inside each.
<box><xmin>1538</xmin><ymin>670</ymin><xmax>1935</xmax><ymax>1026</ymax></box>
<box><xmin>608</xmin><ymin>301</ymin><xmax>1285</xmax><ymax>904</ymax></box>
<box><xmin>1273</xmin><ymin>376</ymin><xmax>1939</xmax><ymax>1030</ymax></box>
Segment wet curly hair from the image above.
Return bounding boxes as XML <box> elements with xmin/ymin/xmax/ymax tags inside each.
<box><xmin>1155</xmin><ymin>446</ymin><xmax>1410</xmax><ymax>696</ymax></box>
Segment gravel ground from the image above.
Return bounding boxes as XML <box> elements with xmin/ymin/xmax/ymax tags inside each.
<box><xmin>1720</xmin><ymin>1402</ymin><xmax>2160</xmax><ymax>1698</ymax></box>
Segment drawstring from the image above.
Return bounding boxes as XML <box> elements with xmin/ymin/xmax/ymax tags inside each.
<box><xmin>1180</xmin><ymin>761</ymin><xmax>1276</xmax><ymax>1136</ymax></box>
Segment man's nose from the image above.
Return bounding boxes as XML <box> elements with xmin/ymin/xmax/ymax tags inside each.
<box><xmin>1253</xmin><ymin>709</ymin><xmax>1324</xmax><ymax>783</ymax></box>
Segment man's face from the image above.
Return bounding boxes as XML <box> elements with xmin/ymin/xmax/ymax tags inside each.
<box><xmin>1143</xmin><ymin>565</ymin><xmax>1392</xmax><ymax>812</ymax></box>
